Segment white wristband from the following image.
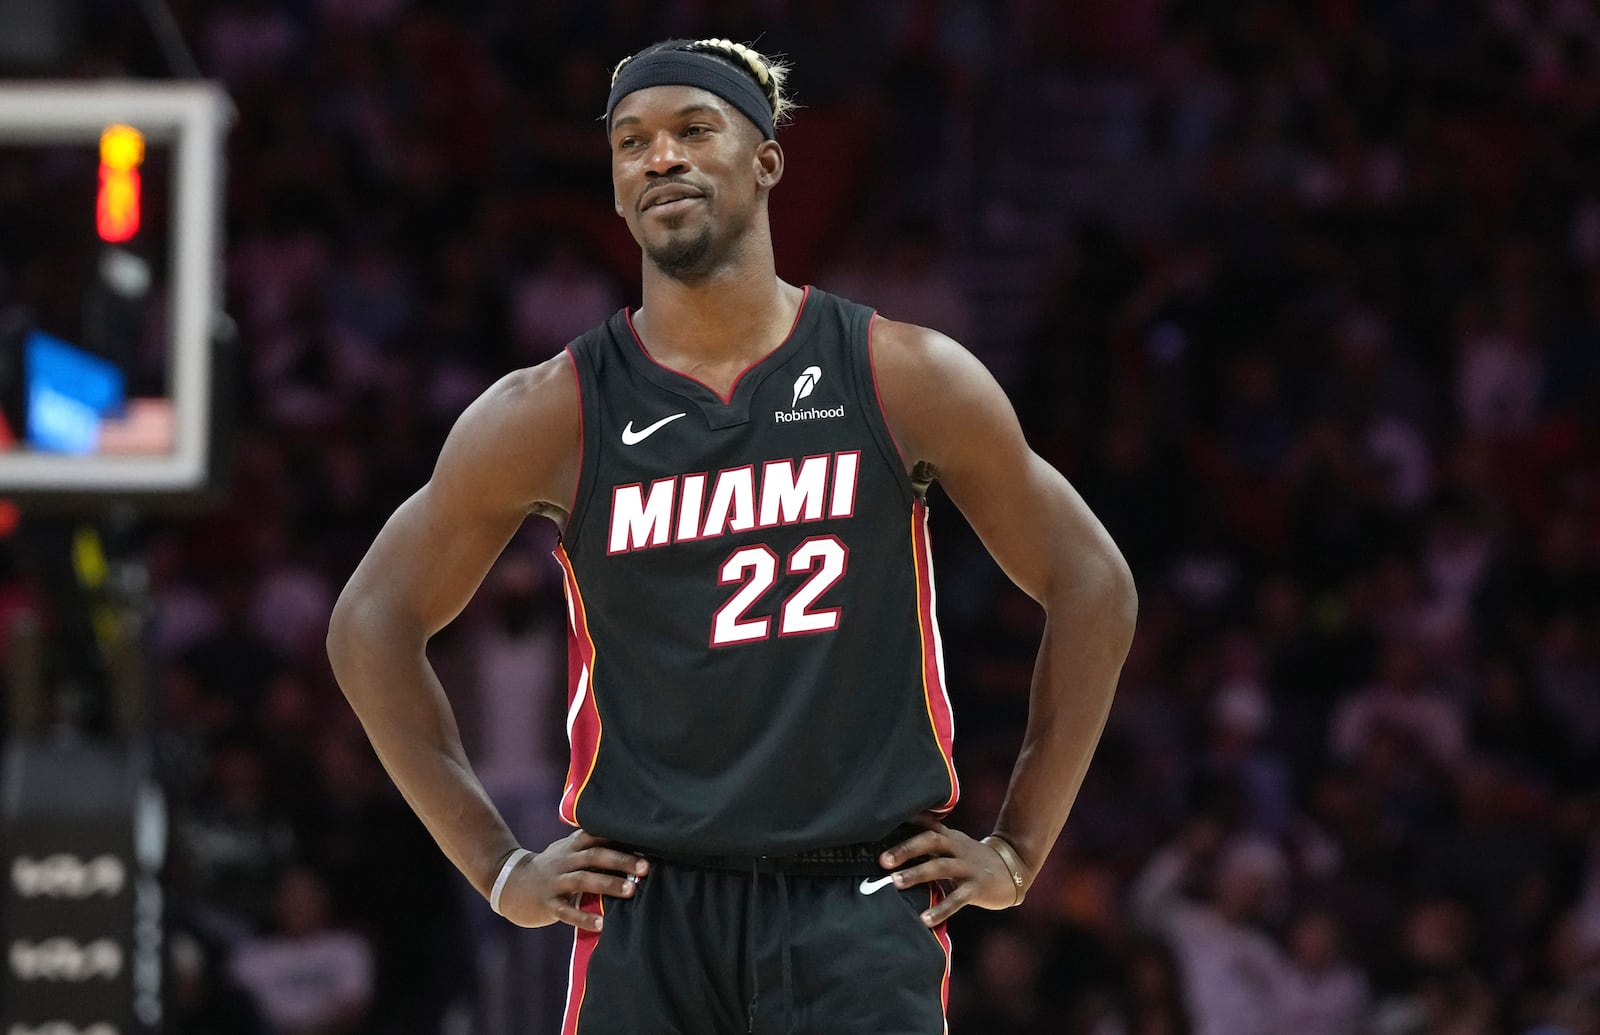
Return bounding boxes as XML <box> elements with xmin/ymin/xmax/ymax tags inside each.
<box><xmin>489</xmin><ymin>848</ymin><xmax>533</xmax><ymax>916</ymax></box>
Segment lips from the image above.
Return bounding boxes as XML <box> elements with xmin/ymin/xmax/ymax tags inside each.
<box><xmin>641</xmin><ymin>184</ymin><xmax>706</xmax><ymax>211</ymax></box>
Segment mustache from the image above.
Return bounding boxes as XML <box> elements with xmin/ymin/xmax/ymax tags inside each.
<box><xmin>640</xmin><ymin>177</ymin><xmax>708</xmax><ymax>210</ymax></box>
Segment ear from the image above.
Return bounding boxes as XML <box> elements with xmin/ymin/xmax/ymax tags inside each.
<box><xmin>614</xmin><ymin>192</ymin><xmax>624</xmax><ymax>217</ymax></box>
<box><xmin>754</xmin><ymin>139</ymin><xmax>784</xmax><ymax>191</ymax></box>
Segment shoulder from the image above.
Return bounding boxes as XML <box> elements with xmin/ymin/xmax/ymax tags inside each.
<box><xmin>869</xmin><ymin>317</ymin><xmax>985</xmax><ymax>387</ymax></box>
<box><xmin>433</xmin><ymin>353</ymin><xmax>581</xmax><ymax>518</ymax></box>
<box><xmin>868</xmin><ymin>317</ymin><xmax>1018</xmax><ymax>468</ymax></box>
<box><xmin>449</xmin><ymin>354</ymin><xmax>579</xmax><ymax>462</ymax></box>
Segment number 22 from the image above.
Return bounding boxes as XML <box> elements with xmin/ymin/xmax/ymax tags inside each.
<box><xmin>711</xmin><ymin>536</ymin><xmax>848</xmax><ymax>646</ymax></box>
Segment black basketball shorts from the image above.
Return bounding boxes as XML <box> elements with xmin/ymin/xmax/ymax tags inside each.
<box><xmin>558</xmin><ymin>860</ymin><xmax>952</xmax><ymax>1034</ymax></box>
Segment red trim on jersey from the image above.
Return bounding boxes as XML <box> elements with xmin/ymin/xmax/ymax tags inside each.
<box><xmin>623</xmin><ymin>285</ymin><xmax>812</xmax><ymax>404</ymax></box>
<box><xmin>927</xmin><ymin>885</ymin><xmax>953</xmax><ymax>1031</ymax></box>
<box><xmin>563</xmin><ymin>347</ymin><xmax>584</xmax><ymax>521</ymax></box>
<box><xmin>910</xmin><ymin>501</ymin><xmax>958</xmax><ymax>812</ymax></box>
<box><xmin>560</xmin><ymin>894</ymin><xmax>605</xmax><ymax>1035</ymax></box>
<box><xmin>555</xmin><ymin>545</ymin><xmax>602</xmax><ymax>826</ymax></box>
<box><xmin>866</xmin><ymin>313</ymin><xmax>910</xmax><ymax>468</ymax></box>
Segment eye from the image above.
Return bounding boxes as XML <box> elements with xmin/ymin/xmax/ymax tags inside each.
<box><xmin>683</xmin><ymin>124</ymin><xmax>711</xmax><ymax>137</ymax></box>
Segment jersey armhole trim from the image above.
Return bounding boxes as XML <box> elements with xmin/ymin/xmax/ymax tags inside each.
<box><xmin>867</xmin><ymin>313</ymin><xmax>908</xmax><ymax>468</ymax></box>
<box><xmin>565</xmin><ymin>347</ymin><xmax>584</xmax><ymax>522</ymax></box>
<box><xmin>562</xmin><ymin>344</ymin><xmax>602</xmax><ymax>546</ymax></box>
<box><xmin>859</xmin><ymin>311</ymin><xmax>919</xmax><ymax>504</ymax></box>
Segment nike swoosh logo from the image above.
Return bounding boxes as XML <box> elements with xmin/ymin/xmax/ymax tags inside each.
<box><xmin>620</xmin><ymin>412</ymin><xmax>687</xmax><ymax>445</ymax></box>
<box><xmin>858</xmin><ymin>875</ymin><xmax>897</xmax><ymax>896</ymax></box>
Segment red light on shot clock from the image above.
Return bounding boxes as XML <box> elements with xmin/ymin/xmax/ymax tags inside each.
<box><xmin>97</xmin><ymin>124</ymin><xmax>145</xmax><ymax>243</ymax></box>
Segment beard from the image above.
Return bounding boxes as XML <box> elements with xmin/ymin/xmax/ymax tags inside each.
<box><xmin>644</xmin><ymin>222</ymin><xmax>716</xmax><ymax>279</ymax></box>
<box><xmin>641</xmin><ymin>195</ymin><xmax>754</xmax><ymax>281</ymax></box>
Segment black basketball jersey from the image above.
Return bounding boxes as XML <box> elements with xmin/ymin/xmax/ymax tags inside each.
<box><xmin>556</xmin><ymin>286</ymin><xmax>958</xmax><ymax>855</ymax></box>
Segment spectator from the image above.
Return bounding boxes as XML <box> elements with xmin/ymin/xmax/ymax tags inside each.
<box><xmin>1111</xmin><ymin>938</ymin><xmax>1194</xmax><ymax>1035</ymax></box>
<box><xmin>304</xmin><ymin>727</ymin><xmax>473</xmax><ymax>1035</ymax></box>
<box><xmin>1278</xmin><ymin>910</ymin><xmax>1371</xmax><ymax>1035</ymax></box>
<box><xmin>507</xmin><ymin>240</ymin><xmax>624</xmax><ymax>363</ymax></box>
<box><xmin>1132</xmin><ymin>825</ymin><xmax>1291</xmax><ymax>1035</ymax></box>
<box><xmin>1331</xmin><ymin>637</ymin><xmax>1466</xmax><ymax>771</ymax></box>
<box><xmin>1</xmin><ymin>2</ymin><xmax>1598</xmax><ymax>1031</ymax></box>
<box><xmin>231</xmin><ymin>867</ymin><xmax>376</xmax><ymax>1035</ymax></box>
<box><xmin>958</xmin><ymin>926</ymin><xmax>1056</xmax><ymax>1035</ymax></box>
<box><xmin>1520</xmin><ymin>909</ymin><xmax>1600</xmax><ymax>1035</ymax></box>
<box><xmin>1533</xmin><ymin>613</ymin><xmax>1600</xmax><ymax>763</ymax></box>
<box><xmin>169</xmin><ymin>929</ymin><xmax>268</xmax><ymax>1035</ymax></box>
<box><xmin>1197</xmin><ymin>632</ymin><xmax>1295</xmax><ymax>834</ymax></box>
<box><xmin>174</xmin><ymin>739</ymin><xmax>300</xmax><ymax>942</ymax></box>
<box><xmin>822</xmin><ymin>221</ymin><xmax>978</xmax><ymax>370</ymax></box>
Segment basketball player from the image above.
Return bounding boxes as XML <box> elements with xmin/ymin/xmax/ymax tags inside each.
<box><xmin>327</xmin><ymin>38</ymin><xmax>1137</xmax><ymax>1034</ymax></box>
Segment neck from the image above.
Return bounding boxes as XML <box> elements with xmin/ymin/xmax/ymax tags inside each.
<box><xmin>634</xmin><ymin>225</ymin><xmax>798</xmax><ymax>366</ymax></box>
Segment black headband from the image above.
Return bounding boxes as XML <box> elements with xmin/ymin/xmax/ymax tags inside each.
<box><xmin>606</xmin><ymin>48</ymin><xmax>776</xmax><ymax>141</ymax></box>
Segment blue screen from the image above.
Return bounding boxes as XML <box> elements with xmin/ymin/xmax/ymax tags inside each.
<box><xmin>25</xmin><ymin>330</ymin><xmax>126</xmax><ymax>455</ymax></box>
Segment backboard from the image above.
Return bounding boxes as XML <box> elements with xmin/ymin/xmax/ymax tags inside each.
<box><xmin>0</xmin><ymin>81</ymin><xmax>231</xmax><ymax>503</ymax></box>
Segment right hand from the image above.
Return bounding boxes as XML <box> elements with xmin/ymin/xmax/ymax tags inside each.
<box><xmin>493</xmin><ymin>830</ymin><xmax>650</xmax><ymax>931</ymax></box>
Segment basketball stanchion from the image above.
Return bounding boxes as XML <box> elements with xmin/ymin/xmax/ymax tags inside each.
<box><xmin>0</xmin><ymin>80</ymin><xmax>232</xmax><ymax>1035</ymax></box>
<box><xmin>2</xmin><ymin>523</ymin><xmax>166</xmax><ymax>1035</ymax></box>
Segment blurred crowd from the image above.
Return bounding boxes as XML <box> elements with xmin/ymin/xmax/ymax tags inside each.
<box><xmin>3</xmin><ymin>1</ymin><xmax>1600</xmax><ymax>1034</ymax></box>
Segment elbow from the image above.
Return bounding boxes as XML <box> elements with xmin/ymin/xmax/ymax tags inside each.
<box><xmin>326</xmin><ymin>590</ymin><xmax>424</xmax><ymax>700</ymax></box>
<box><xmin>1055</xmin><ymin>541</ymin><xmax>1138</xmax><ymax>647</ymax></box>
<box><xmin>325</xmin><ymin>597</ymin><xmax>360</xmax><ymax>682</ymax></box>
<box><xmin>1091</xmin><ymin>557</ymin><xmax>1138</xmax><ymax>661</ymax></box>
<box><xmin>1103</xmin><ymin>546</ymin><xmax>1138</xmax><ymax>638</ymax></box>
<box><xmin>325</xmin><ymin>592</ymin><xmax>382</xmax><ymax>690</ymax></box>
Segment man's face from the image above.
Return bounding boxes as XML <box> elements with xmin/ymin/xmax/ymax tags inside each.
<box><xmin>608</xmin><ymin>84</ymin><xmax>774</xmax><ymax>280</ymax></box>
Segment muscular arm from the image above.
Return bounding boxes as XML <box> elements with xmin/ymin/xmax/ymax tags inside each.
<box><xmin>872</xmin><ymin>318</ymin><xmax>1137</xmax><ymax>909</ymax></box>
<box><xmin>325</xmin><ymin>356</ymin><xmax>580</xmax><ymax>897</ymax></box>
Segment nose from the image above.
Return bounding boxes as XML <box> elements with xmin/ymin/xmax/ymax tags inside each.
<box><xmin>643</xmin><ymin>131</ymin><xmax>689</xmax><ymax>177</ymax></box>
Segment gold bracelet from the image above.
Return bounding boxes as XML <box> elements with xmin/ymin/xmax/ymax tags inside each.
<box><xmin>981</xmin><ymin>834</ymin><xmax>1027</xmax><ymax>906</ymax></box>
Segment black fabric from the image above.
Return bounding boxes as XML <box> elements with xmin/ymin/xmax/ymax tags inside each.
<box><xmin>558</xmin><ymin>287</ymin><xmax>958</xmax><ymax>858</ymax></box>
<box><xmin>607</xmin><ymin>47</ymin><xmax>776</xmax><ymax>139</ymax></box>
<box><xmin>612</xmin><ymin>823</ymin><xmax>927</xmax><ymax>877</ymax></box>
<box><xmin>568</xmin><ymin>865</ymin><xmax>950</xmax><ymax>1034</ymax></box>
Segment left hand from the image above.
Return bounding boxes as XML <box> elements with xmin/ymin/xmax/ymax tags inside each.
<box><xmin>878</xmin><ymin>813</ymin><xmax>1026</xmax><ymax>927</ymax></box>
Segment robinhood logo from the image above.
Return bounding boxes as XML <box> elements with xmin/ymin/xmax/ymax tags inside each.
<box><xmin>778</xmin><ymin>365</ymin><xmax>844</xmax><ymax>423</ymax></box>
<box><xmin>792</xmin><ymin>366</ymin><xmax>821</xmax><ymax>406</ymax></box>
